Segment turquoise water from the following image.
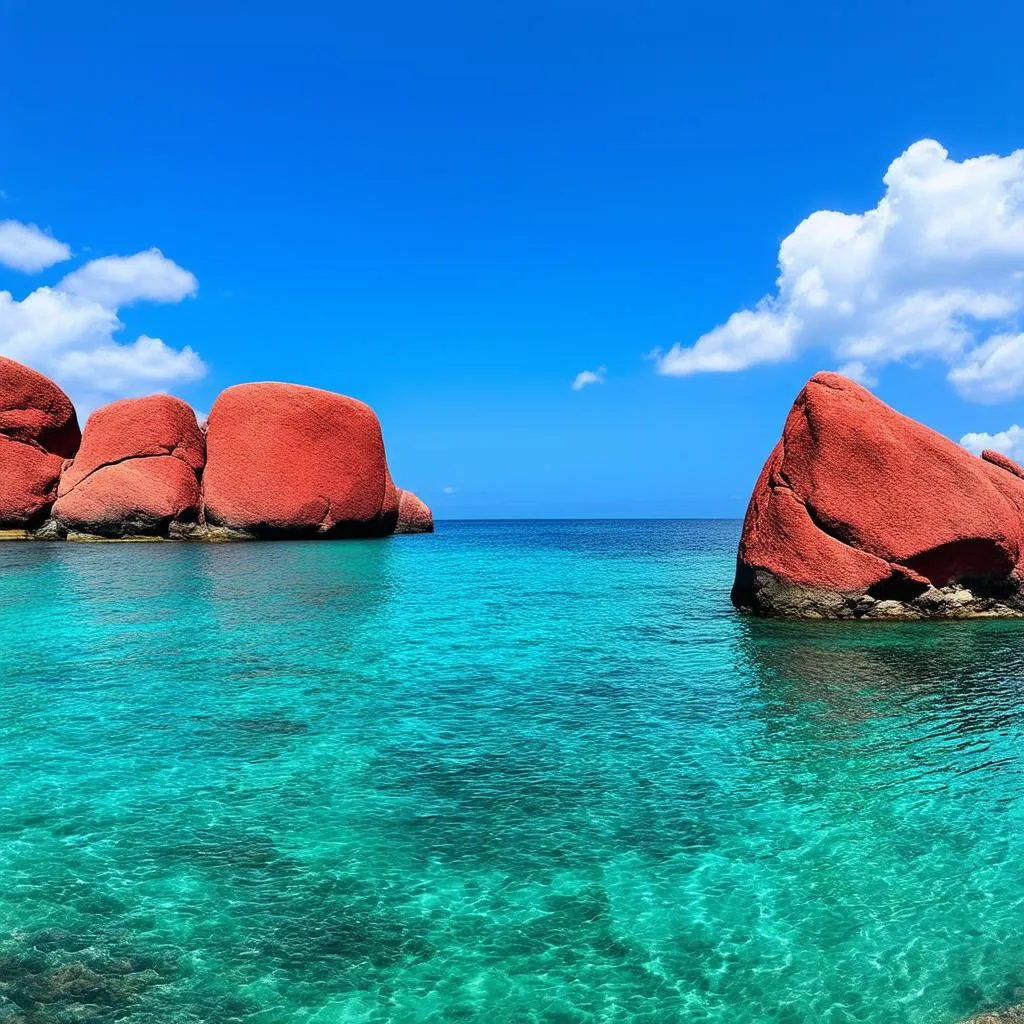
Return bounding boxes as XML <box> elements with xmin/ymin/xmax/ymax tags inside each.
<box><xmin>1</xmin><ymin>520</ymin><xmax>1022</xmax><ymax>1024</ymax></box>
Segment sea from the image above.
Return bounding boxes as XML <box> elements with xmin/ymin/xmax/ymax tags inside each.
<box><xmin>0</xmin><ymin>520</ymin><xmax>1022</xmax><ymax>1024</ymax></box>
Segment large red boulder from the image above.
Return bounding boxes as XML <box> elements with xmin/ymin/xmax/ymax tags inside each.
<box><xmin>395</xmin><ymin>489</ymin><xmax>434</xmax><ymax>534</ymax></box>
<box><xmin>52</xmin><ymin>395</ymin><xmax>204</xmax><ymax>537</ymax></box>
<box><xmin>202</xmin><ymin>382</ymin><xmax>398</xmax><ymax>537</ymax></box>
<box><xmin>733</xmin><ymin>372</ymin><xmax>1024</xmax><ymax>618</ymax></box>
<box><xmin>0</xmin><ymin>357</ymin><xmax>80</xmax><ymax>528</ymax></box>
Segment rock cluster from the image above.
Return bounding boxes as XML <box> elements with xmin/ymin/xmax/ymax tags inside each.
<box><xmin>733</xmin><ymin>372</ymin><xmax>1024</xmax><ymax>619</ymax></box>
<box><xmin>0</xmin><ymin>358</ymin><xmax>432</xmax><ymax>541</ymax></box>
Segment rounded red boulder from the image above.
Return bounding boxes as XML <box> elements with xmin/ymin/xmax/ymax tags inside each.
<box><xmin>52</xmin><ymin>395</ymin><xmax>204</xmax><ymax>537</ymax></box>
<box><xmin>202</xmin><ymin>382</ymin><xmax>396</xmax><ymax>537</ymax></box>
<box><xmin>0</xmin><ymin>355</ymin><xmax>80</xmax><ymax>457</ymax></box>
<box><xmin>0</xmin><ymin>357</ymin><xmax>80</xmax><ymax>528</ymax></box>
<box><xmin>395</xmin><ymin>489</ymin><xmax>434</xmax><ymax>534</ymax></box>
<box><xmin>733</xmin><ymin>372</ymin><xmax>1024</xmax><ymax>618</ymax></box>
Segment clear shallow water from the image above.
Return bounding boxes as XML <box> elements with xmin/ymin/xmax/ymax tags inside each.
<box><xmin>0</xmin><ymin>520</ymin><xmax>1022</xmax><ymax>1024</ymax></box>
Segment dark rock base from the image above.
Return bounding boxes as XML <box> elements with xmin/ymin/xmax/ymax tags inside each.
<box><xmin>0</xmin><ymin>521</ymin><xmax>340</xmax><ymax>543</ymax></box>
<box><xmin>733</xmin><ymin>566</ymin><xmax>1024</xmax><ymax>620</ymax></box>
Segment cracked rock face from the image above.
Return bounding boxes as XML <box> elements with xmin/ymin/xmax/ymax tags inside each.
<box><xmin>52</xmin><ymin>395</ymin><xmax>205</xmax><ymax>538</ymax></box>
<box><xmin>0</xmin><ymin>356</ymin><xmax>81</xmax><ymax>528</ymax></box>
<box><xmin>732</xmin><ymin>372</ymin><xmax>1024</xmax><ymax>619</ymax></box>
<box><xmin>202</xmin><ymin>382</ymin><xmax>398</xmax><ymax>538</ymax></box>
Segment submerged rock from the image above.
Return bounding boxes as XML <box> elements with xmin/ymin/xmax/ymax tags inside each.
<box><xmin>0</xmin><ymin>928</ymin><xmax>171</xmax><ymax>1018</ymax></box>
<box><xmin>961</xmin><ymin>1007</ymin><xmax>1024</xmax><ymax>1023</ymax></box>
<box><xmin>202</xmin><ymin>382</ymin><xmax>400</xmax><ymax>538</ymax></box>
<box><xmin>733</xmin><ymin>372</ymin><xmax>1024</xmax><ymax>619</ymax></box>
<box><xmin>395</xmin><ymin>489</ymin><xmax>434</xmax><ymax>534</ymax></box>
<box><xmin>52</xmin><ymin>395</ymin><xmax>205</xmax><ymax>538</ymax></box>
<box><xmin>0</xmin><ymin>356</ymin><xmax>80</xmax><ymax>528</ymax></box>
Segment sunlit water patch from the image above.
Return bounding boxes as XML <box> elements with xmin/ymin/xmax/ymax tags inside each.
<box><xmin>0</xmin><ymin>522</ymin><xmax>1022</xmax><ymax>1022</ymax></box>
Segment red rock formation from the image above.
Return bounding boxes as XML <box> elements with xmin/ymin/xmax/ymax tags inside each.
<box><xmin>395</xmin><ymin>489</ymin><xmax>434</xmax><ymax>534</ymax></box>
<box><xmin>52</xmin><ymin>395</ymin><xmax>204</xmax><ymax>537</ymax></box>
<box><xmin>734</xmin><ymin>372</ymin><xmax>1024</xmax><ymax>618</ymax></box>
<box><xmin>0</xmin><ymin>357</ymin><xmax>80</xmax><ymax>528</ymax></box>
<box><xmin>202</xmin><ymin>382</ymin><xmax>396</xmax><ymax>537</ymax></box>
<box><xmin>982</xmin><ymin>449</ymin><xmax>1024</xmax><ymax>480</ymax></box>
<box><xmin>0</xmin><ymin>359</ymin><xmax>428</xmax><ymax>543</ymax></box>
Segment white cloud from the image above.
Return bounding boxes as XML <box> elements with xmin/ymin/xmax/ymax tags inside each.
<box><xmin>657</xmin><ymin>139</ymin><xmax>1024</xmax><ymax>402</ymax></box>
<box><xmin>442</xmin><ymin>486</ymin><xmax>455</xmax><ymax>495</ymax></box>
<box><xmin>948</xmin><ymin>333</ymin><xmax>1024</xmax><ymax>403</ymax></box>
<box><xmin>572</xmin><ymin>366</ymin><xmax>606</xmax><ymax>391</ymax></box>
<box><xmin>657</xmin><ymin>307</ymin><xmax>796</xmax><ymax>375</ymax></box>
<box><xmin>58</xmin><ymin>248</ymin><xmax>198</xmax><ymax>307</ymax></box>
<box><xmin>0</xmin><ymin>220</ymin><xmax>71</xmax><ymax>273</ymax></box>
<box><xmin>0</xmin><ymin>288</ymin><xmax>119</xmax><ymax>363</ymax></box>
<box><xmin>961</xmin><ymin>424</ymin><xmax>1024</xmax><ymax>461</ymax></box>
<box><xmin>0</xmin><ymin>236</ymin><xmax>204</xmax><ymax>402</ymax></box>
<box><xmin>55</xmin><ymin>336</ymin><xmax>205</xmax><ymax>393</ymax></box>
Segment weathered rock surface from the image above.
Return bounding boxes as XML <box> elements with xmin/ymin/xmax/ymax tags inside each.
<box><xmin>395</xmin><ymin>489</ymin><xmax>434</xmax><ymax>534</ymax></box>
<box><xmin>0</xmin><ymin>359</ymin><xmax>432</xmax><ymax>543</ymax></box>
<box><xmin>0</xmin><ymin>356</ymin><xmax>81</xmax><ymax>528</ymax></box>
<box><xmin>733</xmin><ymin>372</ymin><xmax>1024</xmax><ymax>619</ymax></box>
<box><xmin>52</xmin><ymin>395</ymin><xmax>205</xmax><ymax>538</ymax></box>
<box><xmin>202</xmin><ymin>382</ymin><xmax>399</xmax><ymax>538</ymax></box>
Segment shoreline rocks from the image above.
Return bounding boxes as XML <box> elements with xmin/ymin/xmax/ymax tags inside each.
<box><xmin>0</xmin><ymin>358</ymin><xmax>432</xmax><ymax>542</ymax></box>
<box><xmin>733</xmin><ymin>372</ymin><xmax>1024</xmax><ymax>620</ymax></box>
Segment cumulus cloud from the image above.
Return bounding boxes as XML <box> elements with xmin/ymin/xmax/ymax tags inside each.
<box><xmin>948</xmin><ymin>333</ymin><xmax>1024</xmax><ymax>403</ymax></box>
<box><xmin>572</xmin><ymin>366</ymin><xmax>606</xmax><ymax>391</ymax></box>
<box><xmin>961</xmin><ymin>424</ymin><xmax>1024</xmax><ymax>461</ymax></box>
<box><xmin>58</xmin><ymin>248</ymin><xmax>198</xmax><ymax>306</ymax></box>
<box><xmin>55</xmin><ymin>336</ymin><xmax>205</xmax><ymax>394</ymax></box>
<box><xmin>657</xmin><ymin>139</ymin><xmax>1024</xmax><ymax>402</ymax></box>
<box><xmin>0</xmin><ymin>229</ymin><xmax>205</xmax><ymax>402</ymax></box>
<box><xmin>0</xmin><ymin>220</ymin><xmax>72</xmax><ymax>273</ymax></box>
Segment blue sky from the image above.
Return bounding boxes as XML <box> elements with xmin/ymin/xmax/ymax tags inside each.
<box><xmin>1</xmin><ymin>0</ymin><xmax>1023</xmax><ymax>517</ymax></box>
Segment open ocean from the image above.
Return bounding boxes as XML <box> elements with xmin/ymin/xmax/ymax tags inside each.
<box><xmin>1</xmin><ymin>520</ymin><xmax>1022</xmax><ymax>1024</ymax></box>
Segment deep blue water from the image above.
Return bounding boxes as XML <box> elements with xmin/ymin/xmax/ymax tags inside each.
<box><xmin>0</xmin><ymin>520</ymin><xmax>1022</xmax><ymax>1023</ymax></box>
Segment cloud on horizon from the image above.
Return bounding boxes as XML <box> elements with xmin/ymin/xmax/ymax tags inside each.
<box><xmin>0</xmin><ymin>219</ymin><xmax>205</xmax><ymax>405</ymax></box>
<box><xmin>656</xmin><ymin>139</ymin><xmax>1024</xmax><ymax>403</ymax></box>
<box><xmin>572</xmin><ymin>366</ymin><xmax>606</xmax><ymax>391</ymax></box>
